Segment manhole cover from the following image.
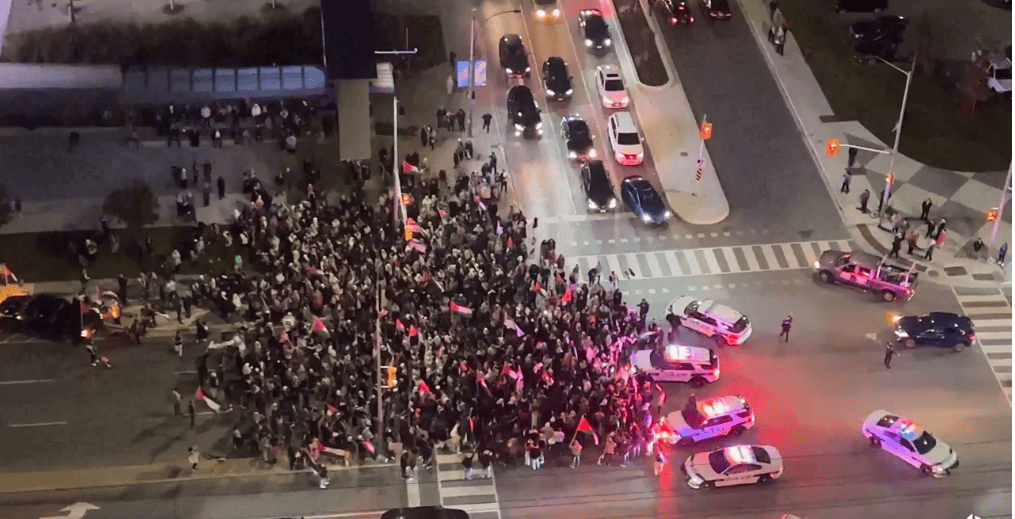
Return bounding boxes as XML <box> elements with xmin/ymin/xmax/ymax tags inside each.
<box><xmin>943</xmin><ymin>266</ymin><xmax>967</xmax><ymax>276</ymax></box>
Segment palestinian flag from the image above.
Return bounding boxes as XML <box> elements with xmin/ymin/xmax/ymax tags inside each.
<box><xmin>312</xmin><ymin>317</ymin><xmax>330</xmax><ymax>338</ymax></box>
<box><xmin>450</xmin><ymin>302</ymin><xmax>473</xmax><ymax>316</ymax></box>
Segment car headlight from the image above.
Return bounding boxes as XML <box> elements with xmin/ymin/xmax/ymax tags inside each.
<box><xmin>515</xmin><ymin>123</ymin><xmax>524</xmax><ymax>130</ymax></box>
<box><xmin>535</xmin><ymin>122</ymin><xmax>542</xmax><ymax>129</ymax></box>
<box><xmin>895</xmin><ymin>329</ymin><xmax>908</xmax><ymax>338</ymax></box>
<box><xmin>813</xmin><ymin>261</ymin><xmax>820</xmax><ymax>269</ymax></box>
<box><xmin>537</xmin><ymin>9</ymin><xmax>546</xmax><ymax>17</ymax></box>
<box><xmin>565</xmin><ymin>88</ymin><xmax>573</xmax><ymax>95</ymax></box>
<box><xmin>641</xmin><ymin>214</ymin><xmax>652</xmax><ymax>223</ymax></box>
<box><xmin>932</xmin><ymin>464</ymin><xmax>947</xmax><ymax>474</ymax></box>
<box><xmin>604</xmin><ymin>38</ymin><xmax>612</xmax><ymax>46</ymax></box>
<box><xmin>621</xmin><ymin>96</ymin><xmax>629</xmax><ymax>104</ymax></box>
<box><xmin>552</xmin><ymin>8</ymin><xmax>560</xmax><ymax>17</ymax></box>
<box><xmin>506</xmin><ymin>68</ymin><xmax>513</xmax><ymax>74</ymax></box>
<box><xmin>585</xmin><ymin>39</ymin><xmax>593</xmax><ymax>47</ymax></box>
<box><xmin>588</xmin><ymin>199</ymin><xmax>599</xmax><ymax>209</ymax></box>
<box><xmin>687</xmin><ymin>473</ymin><xmax>704</xmax><ymax>485</ymax></box>
<box><xmin>636</xmin><ymin>152</ymin><xmax>644</xmax><ymax>157</ymax></box>
<box><xmin>608</xmin><ymin>197</ymin><xmax>617</xmax><ymax>208</ymax></box>
<box><xmin>603</xmin><ymin>95</ymin><xmax>612</xmax><ymax>104</ymax></box>
<box><xmin>664</xmin><ymin>210</ymin><xmax>672</xmax><ymax>219</ymax></box>
<box><xmin>569</xmin><ymin>150</ymin><xmax>577</xmax><ymax>159</ymax></box>
<box><xmin>589</xmin><ymin>148</ymin><xmax>597</xmax><ymax>157</ymax></box>
<box><xmin>525</xmin><ymin>66</ymin><xmax>531</xmax><ymax>72</ymax></box>
<box><xmin>546</xmin><ymin>89</ymin><xmax>555</xmax><ymax>96</ymax></box>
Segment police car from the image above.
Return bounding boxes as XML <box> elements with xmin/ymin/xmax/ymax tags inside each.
<box><xmin>662</xmin><ymin>396</ymin><xmax>754</xmax><ymax>446</ymax></box>
<box><xmin>862</xmin><ymin>410</ymin><xmax>958</xmax><ymax>477</ymax></box>
<box><xmin>629</xmin><ymin>344</ymin><xmax>718</xmax><ymax>387</ymax></box>
<box><xmin>666</xmin><ymin>296</ymin><xmax>752</xmax><ymax>345</ymax></box>
<box><xmin>682</xmin><ymin>444</ymin><xmax>783</xmax><ymax>489</ymax></box>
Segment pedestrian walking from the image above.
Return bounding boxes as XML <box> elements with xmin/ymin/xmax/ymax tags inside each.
<box><xmin>203</xmin><ymin>181</ymin><xmax>211</xmax><ymax>207</ymax></box>
<box><xmin>920</xmin><ymin>198</ymin><xmax>933</xmax><ymax>222</ymax></box>
<box><xmin>840</xmin><ymin>170</ymin><xmax>851</xmax><ymax>193</ymax></box>
<box><xmin>923</xmin><ymin>240</ymin><xmax>936</xmax><ymax>261</ymax></box>
<box><xmin>85</xmin><ymin>343</ymin><xmax>99</xmax><ymax>366</ymax></box>
<box><xmin>859</xmin><ymin>189</ymin><xmax>870</xmax><ymax>213</ymax></box>
<box><xmin>847</xmin><ymin>147</ymin><xmax>858</xmax><ymax>168</ymax></box>
<box><xmin>318</xmin><ymin>465</ymin><xmax>329</xmax><ymax>488</ymax></box>
<box><xmin>972</xmin><ymin>237</ymin><xmax>985</xmax><ymax>258</ymax></box>
<box><xmin>888</xmin><ymin>235</ymin><xmax>902</xmax><ymax>258</ymax></box>
<box><xmin>570</xmin><ymin>437</ymin><xmax>583</xmax><ymax>468</ymax></box>
<box><xmin>457</xmin><ymin>109</ymin><xmax>466</xmax><ymax>132</ymax></box>
<box><xmin>934</xmin><ymin>218</ymin><xmax>947</xmax><ymax>240</ymax></box>
<box><xmin>80</xmin><ymin>268</ymin><xmax>90</xmax><ymax>290</ymax></box>
<box><xmin>172</xmin><ymin>388</ymin><xmax>182</xmax><ymax>415</ymax></box>
<box><xmin>480</xmin><ymin>448</ymin><xmax>493</xmax><ymax>478</ymax></box>
<box><xmin>489</xmin><ymin>151</ymin><xmax>499</xmax><ymax>174</ymax></box>
<box><xmin>447</xmin><ymin>74</ymin><xmax>455</xmax><ymax>95</ymax></box>
<box><xmin>935</xmin><ymin>229</ymin><xmax>947</xmax><ymax>251</ymax></box>
<box><xmin>420</xmin><ymin>125</ymin><xmax>429</xmax><ymax>148</ymax></box>
<box><xmin>436</xmin><ymin>107</ymin><xmax>446</xmax><ymax>130</ymax></box>
<box><xmin>907</xmin><ymin>231</ymin><xmax>919</xmax><ymax>255</ymax></box>
<box><xmin>428</xmin><ymin>128</ymin><xmax>437</xmax><ymax>150</ymax></box>
<box><xmin>774</xmin><ymin>23</ymin><xmax>788</xmax><ymax>55</ymax></box>
<box><xmin>609</xmin><ymin>270</ymin><xmax>618</xmax><ymax>290</ymax></box>
<box><xmin>462</xmin><ymin>449</ymin><xmax>474</xmax><ymax>480</ymax></box>
<box><xmin>884</xmin><ymin>342</ymin><xmax>895</xmax><ymax>369</ymax></box>
<box><xmin>217</xmin><ymin>176</ymin><xmax>226</xmax><ymax>200</ymax></box>
<box><xmin>925</xmin><ymin>217</ymin><xmax>935</xmax><ymax>239</ymax></box>
<box><xmin>999</xmin><ymin>243</ymin><xmax>1008</xmax><ymax>265</ymax></box>
<box><xmin>188</xmin><ymin>400</ymin><xmax>196</xmax><ymax>428</ymax></box>
<box><xmin>188</xmin><ymin>447</ymin><xmax>200</xmax><ymax>471</ymax></box>
<box><xmin>779</xmin><ymin>314</ymin><xmax>792</xmax><ymax>342</ymax></box>
<box><xmin>68</xmin><ymin>131</ymin><xmax>80</xmax><ymax>152</ymax></box>
<box><xmin>117</xmin><ymin>274</ymin><xmax>129</xmax><ymax>304</ymax></box>
<box><xmin>598</xmin><ymin>434</ymin><xmax>616</xmax><ymax>466</ymax></box>
<box><xmin>482</xmin><ymin>113</ymin><xmax>493</xmax><ymax>132</ymax></box>
<box><xmin>174</xmin><ymin>330</ymin><xmax>184</xmax><ymax>357</ymax></box>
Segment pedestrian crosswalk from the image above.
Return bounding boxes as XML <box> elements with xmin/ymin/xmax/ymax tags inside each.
<box><xmin>952</xmin><ymin>287</ymin><xmax>1013</xmax><ymax>404</ymax></box>
<box><xmin>570</xmin><ymin>239</ymin><xmax>857</xmax><ymax>280</ymax></box>
<box><xmin>435</xmin><ymin>452</ymin><xmax>501</xmax><ymax>519</ymax></box>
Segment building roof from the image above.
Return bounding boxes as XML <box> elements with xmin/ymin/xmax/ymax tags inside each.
<box><xmin>320</xmin><ymin>0</ymin><xmax>378</xmax><ymax>81</ymax></box>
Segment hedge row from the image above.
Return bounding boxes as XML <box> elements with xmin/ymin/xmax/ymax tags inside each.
<box><xmin>614</xmin><ymin>0</ymin><xmax>669</xmax><ymax>87</ymax></box>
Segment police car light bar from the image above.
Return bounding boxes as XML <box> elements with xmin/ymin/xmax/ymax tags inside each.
<box><xmin>701</xmin><ymin>399</ymin><xmax>730</xmax><ymax>417</ymax></box>
<box><xmin>727</xmin><ymin>445</ymin><xmax>754</xmax><ymax>464</ymax></box>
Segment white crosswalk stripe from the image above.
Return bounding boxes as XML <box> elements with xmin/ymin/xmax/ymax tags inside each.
<box><xmin>952</xmin><ymin>288</ymin><xmax>1012</xmax><ymax>404</ymax></box>
<box><xmin>435</xmin><ymin>452</ymin><xmax>501</xmax><ymax>519</ymax></box>
<box><xmin>572</xmin><ymin>239</ymin><xmax>855</xmax><ymax>279</ymax></box>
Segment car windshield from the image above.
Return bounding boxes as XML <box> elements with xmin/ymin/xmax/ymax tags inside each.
<box><xmin>617</xmin><ymin>132</ymin><xmax>640</xmax><ymax>145</ymax></box>
<box><xmin>713</xmin><ymin>0</ymin><xmax>729</xmax><ymax>9</ymax></box>
<box><xmin>505</xmin><ymin>45</ymin><xmax>525</xmax><ymax>59</ymax></box>
<box><xmin>708</xmin><ymin>451</ymin><xmax>731</xmax><ymax>473</ymax></box>
<box><xmin>681</xmin><ymin>407</ymin><xmax>706</xmax><ymax>427</ymax></box>
<box><xmin>912</xmin><ymin>431</ymin><xmax>937</xmax><ymax>454</ymax></box>
<box><xmin>604</xmin><ymin>79</ymin><xmax>625</xmax><ymax>91</ymax></box>
<box><xmin>996</xmin><ymin>68</ymin><xmax>1013</xmax><ymax>80</ymax></box>
<box><xmin>637</xmin><ymin>185</ymin><xmax>660</xmax><ymax>206</ymax></box>
<box><xmin>586</xmin><ymin>17</ymin><xmax>607</xmax><ymax>36</ymax></box>
<box><xmin>729</xmin><ymin>316</ymin><xmax>750</xmax><ymax>333</ymax></box>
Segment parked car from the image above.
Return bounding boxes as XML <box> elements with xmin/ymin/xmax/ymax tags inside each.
<box><xmin>682</xmin><ymin>445</ymin><xmax>784</xmax><ymax>489</ymax></box>
<box><xmin>851</xmin><ymin>16</ymin><xmax>907</xmax><ymax>61</ymax></box>
<box><xmin>981</xmin><ymin>51</ymin><xmax>1012</xmax><ymax>97</ymax></box>
<box><xmin>862</xmin><ymin>411</ymin><xmax>958</xmax><ymax>477</ymax></box>
<box><xmin>499</xmin><ymin>34</ymin><xmax>530</xmax><ymax>78</ymax></box>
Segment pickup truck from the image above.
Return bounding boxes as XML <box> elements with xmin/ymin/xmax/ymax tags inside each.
<box><xmin>814</xmin><ymin>250</ymin><xmax>917</xmax><ymax>302</ymax></box>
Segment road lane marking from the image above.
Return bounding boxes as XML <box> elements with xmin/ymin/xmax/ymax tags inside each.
<box><xmin>8</xmin><ymin>421</ymin><xmax>67</xmax><ymax>428</ymax></box>
<box><xmin>406</xmin><ymin>473</ymin><xmax>421</xmax><ymax>507</ymax></box>
<box><xmin>0</xmin><ymin>379</ymin><xmax>53</xmax><ymax>385</ymax></box>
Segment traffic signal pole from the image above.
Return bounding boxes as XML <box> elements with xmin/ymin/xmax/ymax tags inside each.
<box><xmin>876</xmin><ymin>51</ymin><xmax>916</xmax><ymax>214</ymax></box>
<box><xmin>990</xmin><ymin>162</ymin><xmax>1012</xmax><ymax>248</ymax></box>
<box><xmin>694</xmin><ymin>114</ymin><xmax>707</xmax><ymax>197</ymax></box>
<box><xmin>375</xmin><ymin>281</ymin><xmax>384</xmax><ymax>445</ymax></box>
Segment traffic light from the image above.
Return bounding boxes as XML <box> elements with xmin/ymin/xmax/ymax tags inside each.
<box><xmin>887</xmin><ymin>173</ymin><xmax>895</xmax><ymax>185</ymax></box>
<box><xmin>826</xmin><ymin>139</ymin><xmax>840</xmax><ymax>157</ymax></box>
<box><xmin>383</xmin><ymin>366</ymin><xmax>397</xmax><ymax>388</ymax></box>
<box><xmin>700</xmin><ymin>122</ymin><xmax>713</xmax><ymax>140</ymax></box>
<box><xmin>987</xmin><ymin>208</ymin><xmax>999</xmax><ymax>222</ymax></box>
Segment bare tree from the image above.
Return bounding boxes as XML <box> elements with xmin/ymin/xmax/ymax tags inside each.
<box><xmin>958</xmin><ymin>60</ymin><xmax>991</xmax><ymax>115</ymax></box>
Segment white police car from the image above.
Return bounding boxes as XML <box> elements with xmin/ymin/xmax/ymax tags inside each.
<box><xmin>666</xmin><ymin>296</ymin><xmax>752</xmax><ymax>345</ymax></box>
<box><xmin>662</xmin><ymin>395</ymin><xmax>754</xmax><ymax>445</ymax></box>
<box><xmin>629</xmin><ymin>344</ymin><xmax>718</xmax><ymax>387</ymax></box>
<box><xmin>682</xmin><ymin>444</ymin><xmax>783</xmax><ymax>489</ymax></box>
<box><xmin>862</xmin><ymin>410</ymin><xmax>958</xmax><ymax>477</ymax></box>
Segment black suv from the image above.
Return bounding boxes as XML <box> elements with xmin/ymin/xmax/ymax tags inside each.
<box><xmin>507</xmin><ymin>86</ymin><xmax>542</xmax><ymax>137</ymax></box>
<box><xmin>562</xmin><ymin>115</ymin><xmax>594</xmax><ymax>160</ymax></box>
<box><xmin>499</xmin><ymin>34</ymin><xmax>530</xmax><ymax>78</ymax></box>
<box><xmin>851</xmin><ymin>16</ymin><xmax>908</xmax><ymax>61</ymax></box>
<box><xmin>541</xmin><ymin>57</ymin><xmax>573</xmax><ymax>101</ymax></box>
<box><xmin>581</xmin><ymin>160</ymin><xmax>616</xmax><ymax>212</ymax></box>
<box><xmin>894</xmin><ymin>312</ymin><xmax>975</xmax><ymax>352</ymax></box>
<box><xmin>699</xmin><ymin>0</ymin><xmax>731</xmax><ymax>20</ymax></box>
<box><xmin>660</xmin><ymin>0</ymin><xmax>695</xmax><ymax>25</ymax></box>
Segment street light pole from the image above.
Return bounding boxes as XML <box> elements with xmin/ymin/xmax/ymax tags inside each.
<box><xmin>392</xmin><ymin>96</ymin><xmax>405</xmax><ymax>230</ymax></box>
<box><xmin>694</xmin><ymin>113</ymin><xmax>707</xmax><ymax>197</ymax></box>
<box><xmin>467</xmin><ymin>8</ymin><xmax>477</xmax><ymax>139</ymax></box>
<box><xmin>876</xmin><ymin>51</ymin><xmax>916</xmax><ymax>213</ymax></box>
<box><xmin>990</xmin><ymin>162</ymin><xmax>1012</xmax><ymax>248</ymax></box>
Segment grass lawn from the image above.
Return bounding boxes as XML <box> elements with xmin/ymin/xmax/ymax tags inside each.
<box><xmin>0</xmin><ymin>226</ymin><xmax>253</xmax><ymax>282</ymax></box>
<box><xmin>779</xmin><ymin>0</ymin><xmax>1012</xmax><ymax>172</ymax></box>
<box><xmin>614</xmin><ymin>0</ymin><xmax>670</xmax><ymax>87</ymax></box>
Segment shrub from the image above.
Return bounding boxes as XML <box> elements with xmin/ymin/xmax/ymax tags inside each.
<box><xmin>103</xmin><ymin>180</ymin><xmax>159</xmax><ymax>228</ymax></box>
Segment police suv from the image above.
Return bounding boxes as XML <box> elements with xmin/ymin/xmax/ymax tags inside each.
<box><xmin>666</xmin><ymin>296</ymin><xmax>752</xmax><ymax>345</ymax></box>
<box><xmin>682</xmin><ymin>444</ymin><xmax>784</xmax><ymax>489</ymax></box>
<box><xmin>862</xmin><ymin>410</ymin><xmax>958</xmax><ymax>477</ymax></box>
<box><xmin>629</xmin><ymin>344</ymin><xmax>719</xmax><ymax>388</ymax></box>
<box><xmin>662</xmin><ymin>395</ymin><xmax>754</xmax><ymax>445</ymax></box>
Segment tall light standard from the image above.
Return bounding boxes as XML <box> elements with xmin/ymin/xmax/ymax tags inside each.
<box><xmin>392</xmin><ymin>96</ymin><xmax>405</xmax><ymax>230</ymax></box>
<box><xmin>872</xmin><ymin>51</ymin><xmax>917</xmax><ymax>213</ymax></box>
<box><xmin>990</xmin><ymin>162</ymin><xmax>1012</xmax><ymax>249</ymax></box>
<box><xmin>467</xmin><ymin>8</ymin><xmax>522</xmax><ymax>138</ymax></box>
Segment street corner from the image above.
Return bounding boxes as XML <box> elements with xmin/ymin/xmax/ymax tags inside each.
<box><xmin>665</xmin><ymin>190</ymin><xmax>730</xmax><ymax>226</ymax></box>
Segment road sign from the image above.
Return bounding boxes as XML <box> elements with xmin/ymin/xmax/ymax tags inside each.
<box><xmin>457</xmin><ymin>60</ymin><xmax>487</xmax><ymax>88</ymax></box>
<box><xmin>695</xmin><ymin>167</ymin><xmax>703</xmax><ymax>182</ymax></box>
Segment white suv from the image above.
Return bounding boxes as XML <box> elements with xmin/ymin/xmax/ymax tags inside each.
<box><xmin>607</xmin><ymin>112</ymin><xmax>644</xmax><ymax>166</ymax></box>
<box><xmin>595</xmin><ymin>66</ymin><xmax>628</xmax><ymax>108</ymax></box>
<box><xmin>629</xmin><ymin>344</ymin><xmax>718</xmax><ymax>387</ymax></box>
<box><xmin>662</xmin><ymin>395</ymin><xmax>754</xmax><ymax>445</ymax></box>
<box><xmin>666</xmin><ymin>296</ymin><xmax>752</xmax><ymax>345</ymax></box>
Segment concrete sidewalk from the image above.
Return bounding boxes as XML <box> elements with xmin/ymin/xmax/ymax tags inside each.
<box><xmin>607</xmin><ymin>0</ymin><xmax>730</xmax><ymax>225</ymax></box>
<box><xmin>736</xmin><ymin>0</ymin><xmax>1012</xmax><ymax>288</ymax></box>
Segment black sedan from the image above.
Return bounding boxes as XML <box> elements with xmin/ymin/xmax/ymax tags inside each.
<box><xmin>581</xmin><ymin>160</ymin><xmax>616</xmax><ymax>212</ymax></box>
<box><xmin>851</xmin><ymin>15</ymin><xmax>907</xmax><ymax>44</ymax></box>
<box><xmin>0</xmin><ymin>295</ymin><xmax>31</xmax><ymax>321</ymax></box>
<box><xmin>660</xmin><ymin>0</ymin><xmax>695</xmax><ymax>25</ymax></box>
<box><xmin>699</xmin><ymin>0</ymin><xmax>731</xmax><ymax>20</ymax></box>
<box><xmin>22</xmin><ymin>294</ymin><xmax>79</xmax><ymax>339</ymax></box>
<box><xmin>621</xmin><ymin>176</ymin><xmax>671</xmax><ymax>225</ymax></box>
<box><xmin>499</xmin><ymin>34</ymin><xmax>530</xmax><ymax>78</ymax></box>
<box><xmin>542</xmin><ymin>57</ymin><xmax>573</xmax><ymax>101</ymax></box>
<box><xmin>561</xmin><ymin>115</ymin><xmax>595</xmax><ymax>161</ymax></box>
<box><xmin>893</xmin><ymin>312</ymin><xmax>975</xmax><ymax>351</ymax></box>
<box><xmin>580</xmin><ymin>9</ymin><xmax>612</xmax><ymax>50</ymax></box>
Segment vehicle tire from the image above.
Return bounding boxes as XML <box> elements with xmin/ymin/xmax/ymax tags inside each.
<box><xmin>954</xmin><ymin>341</ymin><xmax>968</xmax><ymax>352</ymax></box>
<box><xmin>903</xmin><ymin>338</ymin><xmax>917</xmax><ymax>349</ymax></box>
<box><xmin>702</xmin><ymin>480</ymin><xmax>715</xmax><ymax>489</ymax></box>
<box><xmin>689</xmin><ymin>377</ymin><xmax>706</xmax><ymax>388</ymax></box>
<box><xmin>729</xmin><ymin>426</ymin><xmax>745</xmax><ymax>437</ymax></box>
<box><xmin>818</xmin><ymin>271</ymin><xmax>833</xmax><ymax>283</ymax></box>
<box><xmin>881</xmin><ymin>290</ymin><xmax>897</xmax><ymax>302</ymax></box>
<box><xmin>668</xmin><ymin>314</ymin><xmax>681</xmax><ymax>328</ymax></box>
<box><xmin>920</xmin><ymin>464</ymin><xmax>933</xmax><ymax>475</ymax></box>
<box><xmin>869</xmin><ymin>435</ymin><xmax>881</xmax><ymax>447</ymax></box>
<box><xmin>758</xmin><ymin>473</ymin><xmax>774</xmax><ymax>483</ymax></box>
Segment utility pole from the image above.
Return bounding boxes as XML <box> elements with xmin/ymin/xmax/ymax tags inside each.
<box><xmin>693</xmin><ymin>114</ymin><xmax>709</xmax><ymax>196</ymax></box>
<box><xmin>392</xmin><ymin>96</ymin><xmax>405</xmax><ymax>230</ymax></box>
<box><xmin>467</xmin><ymin>8</ymin><xmax>477</xmax><ymax>139</ymax></box>
<box><xmin>375</xmin><ymin>281</ymin><xmax>383</xmax><ymax>444</ymax></box>
<box><xmin>990</xmin><ymin>163</ymin><xmax>1012</xmax><ymax>249</ymax></box>
<box><xmin>877</xmin><ymin>51</ymin><xmax>916</xmax><ymax>213</ymax></box>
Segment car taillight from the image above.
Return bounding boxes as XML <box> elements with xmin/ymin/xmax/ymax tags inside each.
<box><xmin>689</xmin><ymin>16</ymin><xmax>695</xmax><ymax>22</ymax></box>
<box><xmin>626</xmin><ymin>154</ymin><xmax>637</xmax><ymax>159</ymax></box>
<box><xmin>711</xmin><ymin>368</ymin><xmax>720</xmax><ymax>377</ymax></box>
<box><xmin>670</xmin><ymin>17</ymin><xmax>677</xmax><ymax>24</ymax></box>
<box><xmin>710</xmin><ymin>11</ymin><xmax>717</xmax><ymax>17</ymax></box>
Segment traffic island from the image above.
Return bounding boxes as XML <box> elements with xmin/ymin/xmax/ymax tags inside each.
<box><xmin>613</xmin><ymin>0</ymin><xmax>669</xmax><ymax>87</ymax></box>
